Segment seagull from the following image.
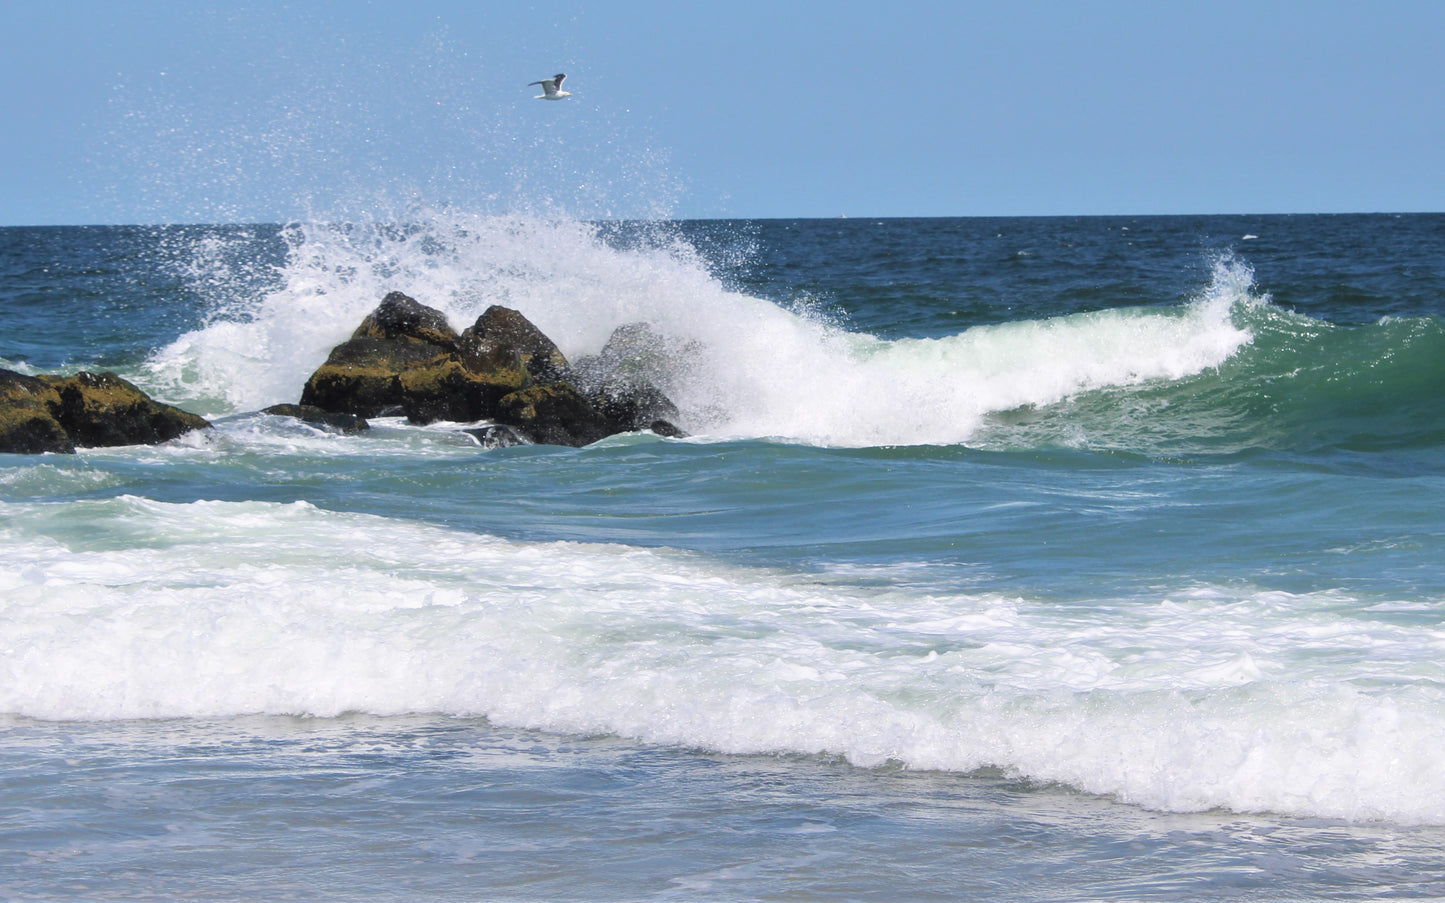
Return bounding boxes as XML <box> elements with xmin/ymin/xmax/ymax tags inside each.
<box><xmin>529</xmin><ymin>73</ymin><xmax>571</xmax><ymax>100</ymax></box>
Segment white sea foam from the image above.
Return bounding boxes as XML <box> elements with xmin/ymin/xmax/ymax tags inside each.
<box><xmin>138</xmin><ymin>213</ymin><xmax>1257</xmax><ymax>447</ymax></box>
<box><xmin>4</xmin><ymin>495</ymin><xmax>1443</xmax><ymax>823</ymax></box>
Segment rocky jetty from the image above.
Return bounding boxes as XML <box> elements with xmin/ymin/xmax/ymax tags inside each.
<box><xmin>1</xmin><ymin>369</ymin><xmax>211</xmax><ymax>455</ymax></box>
<box><xmin>2</xmin><ymin>292</ymin><xmax>689</xmax><ymax>455</ymax></box>
<box><xmin>296</xmin><ymin>292</ymin><xmax>686</xmax><ymax>447</ymax></box>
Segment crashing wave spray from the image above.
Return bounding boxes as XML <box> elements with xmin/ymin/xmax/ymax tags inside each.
<box><xmin>144</xmin><ymin>213</ymin><xmax>1259</xmax><ymax>446</ymax></box>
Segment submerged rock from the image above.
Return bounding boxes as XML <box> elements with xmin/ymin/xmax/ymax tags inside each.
<box><xmin>462</xmin><ymin>424</ymin><xmax>531</xmax><ymax>449</ymax></box>
<box><xmin>648</xmin><ymin>419</ymin><xmax>688</xmax><ymax>439</ymax></box>
<box><xmin>0</xmin><ymin>368</ymin><xmax>210</xmax><ymax>455</ymax></box>
<box><xmin>262</xmin><ymin>403</ymin><xmax>370</xmax><ymax>433</ymax></box>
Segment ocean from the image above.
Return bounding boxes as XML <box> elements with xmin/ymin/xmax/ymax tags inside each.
<box><xmin>3</xmin><ymin>212</ymin><xmax>1445</xmax><ymax>899</ymax></box>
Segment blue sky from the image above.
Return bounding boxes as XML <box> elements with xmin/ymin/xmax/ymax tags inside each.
<box><xmin>2</xmin><ymin>1</ymin><xmax>1441</xmax><ymax>224</ymax></box>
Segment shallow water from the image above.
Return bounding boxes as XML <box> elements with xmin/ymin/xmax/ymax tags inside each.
<box><xmin>8</xmin><ymin>716</ymin><xmax>1445</xmax><ymax>901</ymax></box>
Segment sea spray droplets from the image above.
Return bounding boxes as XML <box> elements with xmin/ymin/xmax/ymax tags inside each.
<box><xmin>140</xmin><ymin>212</ymin><xmax>741</xmax><ymax>417</ymax></box>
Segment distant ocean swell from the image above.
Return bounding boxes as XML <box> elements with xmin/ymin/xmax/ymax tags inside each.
<box><xmin>4</xmin><ymin>493</ymin><xmax>1445</xmax><ymax>824</ymax></box>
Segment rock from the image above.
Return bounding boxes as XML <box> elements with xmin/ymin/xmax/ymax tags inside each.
<box><xmin>0</xmin><ymin>369</ymin><xmax>73</xmax><ymax>454</ymax></box>
<box><xmin>262</xmin><ymin>404</ymin><xmax>370</xmax><ymax>433</ymax></box>
<box><xmin>1</xmin><ymin>368</ymin><xmax>210</xmax><ymax>454</ymax></box>
<box><xmin>299</xmin><ymin>335</ymin><xmax>455</xmax><ymax>418</ymax></box>
<box><xmin>296</xmin><ymin>294</ymin><xmax>684</xmax><ymax>446</ymax></box>
<box><xmin>353</xmin><ymin>291</ymin><xmax>460</xmax><ymax>350</ymax></box>
<box><xmin>494</xmin><ymin>383</ymin><xmax>617</xmax><ymax>447</ymax></box>
<box><xmin>572</xmin><ymin>322</ymin><xmax>689</xmax><ymax>432</ymax></box>
<box><xmin>648</xmin><ymin>419</ymin><xmax>688</xmax><ymax>439</ymax></box>
<box><xmin>43</xmin><ymin>371</ymin><xmax>211</xmax><ymax>449</ymax></box>
<box><xmin>459</xmin><ymin>306</ymin><xmax>571</xmax><ymax>383</ymax></box>
<box><xmin>299</xmin><ymin>302</ymin><xmax>541</xmax><ymax>425</ymax></box>
<box><xmin>592</xmin><ymin>380</ymin><xmax>682</xmax><ymax>433</ymax></box>
<box><xmin>398</xmin><ymin>355</ymin><xmax>528</xmax><ymax>424</ymax></box>
<box><xmin>573</xmin><ymin>322</ymin><xmax>697</xmax><ymax>392</ymax></box>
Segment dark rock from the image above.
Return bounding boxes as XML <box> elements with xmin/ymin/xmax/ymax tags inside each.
<box><xmin>2</xmin><ymin>369</ymin><xmax>210</xmax><ymax>454</ymax></box>
<box><xmin>353</xmin><ymin>291</ymin><xmax>460</xmax><ymax>350</ymax></box>
<box><xmin>494</xmin><ymin>383</ymin><xmax>617</xmax><ymax>447</ymax></box>
<box><xmin>398</xmin><ymin>356</ymin><xmax>527</xmax><ymax>424</ymax></box>
<box><xmin>572</xmin><ymin>322</ymin><xmax>689</xmax><ymax>433</ymax></box>
<box><xmin>649</xmin><ymin>419</ymin><xmax>688</xmax><ymax>439</ymax></box>
<box><xmin>460</xmin><ymin>306</ymin><xmax>571</xmax><ymax>383</ymax></box>
<box><xmin>573</xmin><ymin>322</ymin><xmax>693</xmax><ymax>392</ymax></box>
<box><xmin>297</xmin><ymin>294</ymin><xmax>677</xmax><ymax>447</ymax></box>
<box><xmin>262</xmin><ymin>403</ymin><xmax>370</xmax><ymax>433</ymax></box>
<box><xmin>592</xmin><ymin>380</ymin><xmax>682</xmax><ymax>433</ymax></box>
<box><xmin>299</xmin><ymin>335</ymin><xmax>456</xmax><ymax>417</ymax></box>
<box><xmin>299</xmin><ymin>300</ymin><xmax>540</xmax><ymax>425</ymax></box>
<box><xmin>0</xmin><ymin>369</ymin><xmax>73</xmax><ymax>454</ymax></box>
<box><xmin>41</xmin><ymin>371</ymin><xmax>211</xmax><ymax>449</ymax></box>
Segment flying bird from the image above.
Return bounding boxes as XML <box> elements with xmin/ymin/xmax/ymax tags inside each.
<box><xmin>529</xmin><ymin>73</ymin><xmax>571</xmax><ymax>100</ymax></box>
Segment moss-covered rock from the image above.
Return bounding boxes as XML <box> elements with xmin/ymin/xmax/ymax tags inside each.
<box><xmin>41</xmin><ymin>371</ymin><xmax>211</xmax><ymax>449</ymax></box>
<box><xmin>459</xmin><ymin>305</ymin><xmax>571</xmax><ymax>383</ymax></box>
<box><xmin>299</xmin><ymin>336</ymin><xmax>455</xmax><ymax>417</ymax></box>
<box><xmin>299</xmin><ymin>300</ymin><xmax>551</xmax><ymax>425</ymax></box>
<box><xmin>295</xmin><ymin>293</ymin><xmax>686</xmax><ymax>445</ymax></box>
<box><xmin>397</xmin><ymin>356</ymin><xmax>528</xmax><ymax>424</ymax></box>
<box><xmin>494</xmin><ymin>383</ymin><xmax>617</xmax><ymax>447</ymax></box>
<box><xmin>2</xmin><ymin>368</ymin><xmax>210</xmax><ymax>454</ymax></box>
<box><xmin>0</xmin><ymin>369</ymin><xmax>73</xmax><ymax>454</ymax></box>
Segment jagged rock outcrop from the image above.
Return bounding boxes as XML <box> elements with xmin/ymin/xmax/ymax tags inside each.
<box><xmin>299</xmin><ymin>293</ymin><xmax>533</xmax><ymax>424</ymax></box>
<box><xmin>295</xmin><ymin>293</ymin><xmax>687</xmax><ymax>447</ymax></box>
<box><xmin>352</xmin><ymin>290</ymin><xmax>461</xmax><ymax>350</ymax></box>
<box><xmin>299</xmin><ymin>335</ymin><xmax>450</xmax><ymax>417</ymax></box>
<box><xmin>0</xmin><ymin>368</ymin><xmax>211</xmax><ymax>455</ymax></box>
<box><xmin>299</xmin><ymin>291</ymin><xmax>469</xmax><ymax>418</ymax></box>
<box><xmin>459</xmin><ymin>305</ymin><xmax>571</xmax><ymax>383</ymax></box>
